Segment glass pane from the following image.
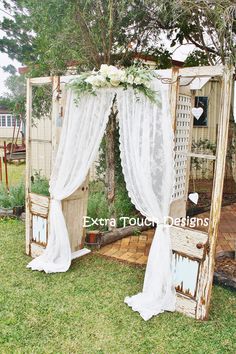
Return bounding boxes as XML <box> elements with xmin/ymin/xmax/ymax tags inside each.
<box><xmin>2</xmin><ymin>116</ymin><xmax>6</xmax><ymax>126</ymax></box>
<box><xmin>193</xmin><ymin>96</ymin><xmax>208</xmax><ymax>127</ymax></box>
<box><xmin>7</xmin><ymin>115</ymin><xmax>12</xmax><ymax>127</ymax></box>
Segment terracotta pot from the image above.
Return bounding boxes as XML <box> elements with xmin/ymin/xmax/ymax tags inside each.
<box><xmin>86</xmin><ymin>230</ymin><xmax>100</xmax><ymax>244</ymax></box>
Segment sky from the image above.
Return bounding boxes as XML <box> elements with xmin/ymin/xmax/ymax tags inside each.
<box><xmin>0</xmin><ymin>4</ymin><xmax>21</xmax><ymax>96</ymax></box>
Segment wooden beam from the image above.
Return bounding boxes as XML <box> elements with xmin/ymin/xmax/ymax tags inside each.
<box><xmin>187</xmin><ymin>152</ymin><xmax>216</xmax><ymax>160</ymax></box>
<box><xmin>195</xmin><ymin>65</ymin><xmax>234</xmax><ymax>320</ymax></box>
<box><xmin>25</xmin><ymin>78</ymin><xmax>32</xmax><ymax>255</ymax></box>
<box><xmin>29</xmin><ymin>77</ymin><xmax>52</xmax><ymax>86</ymax></box>
<box><xmin>179</xmin><ymin>65</ymin><xmax>224</xmax><ymax>78</ymax></box>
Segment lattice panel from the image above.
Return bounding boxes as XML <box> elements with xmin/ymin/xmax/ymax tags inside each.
<box><xmin>173</xmin><ymin>94</ymin><xmax>192</xmax><ymax>200</ymax></box>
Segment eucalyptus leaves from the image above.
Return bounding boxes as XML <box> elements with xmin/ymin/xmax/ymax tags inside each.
<box><xmin>69</xmin><ymin>64</ymin><xmax>157</xmax><ymax>103</ymax></box>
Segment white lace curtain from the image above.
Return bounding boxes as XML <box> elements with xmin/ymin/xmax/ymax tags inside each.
<box><xmin>117</xmin><ymin>82</ymin><xmax>175</xmax><ymax>320</ymax></box>
<box><xmin>27</xmin><ymin>88</ymin><xmax>115</xmax><ymax>273</ymax></box>
<box><xmin>27</xmin><ymin>79</ymin><xmax>176</xmax><ymax>320</ymax></box>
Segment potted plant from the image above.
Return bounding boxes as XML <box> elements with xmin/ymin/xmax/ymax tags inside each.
<box><xmin>9</xmin><ymin>183</ymin><xmax>25</xmax><ymax>216</ymax></box>
<box><xmin>85</xmin><ymin>230</ymin><xmax>102</xmax><ymax>248</ymax></box>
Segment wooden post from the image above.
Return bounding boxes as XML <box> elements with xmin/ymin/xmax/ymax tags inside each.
<box><xmin>3</xmin><ymin>141</ymin><xmax>9</xmax><ymax>190</ymax></box>
<box><xmin>0</xmin><ymin>157</ymin><xmax>2</xmax><ymax>182</ymax></box>
<box><xmin>195</xmin><ymin>65</ymin><xmax>234</xmax><ymax>319</ymax></box>
<box><xmin>184</xmin><ymin>90</ymin><xmax>195</xmax><ymax>200</ymax></box>
<box><xmin>170</xmin><ymin>66</ymin><xmax>180</xmax><ymax>131</ymax></box>
<box><xmin>51</xmin><ymin>76</ymin><xmax>60</xmax><ymax>164</ymax></box>
<box><xmin>25</xmin><ymin>78</ymin><xmax>32</xmax><ymax>255</ymax></box>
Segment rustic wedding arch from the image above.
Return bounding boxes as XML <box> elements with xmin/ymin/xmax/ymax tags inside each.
<box><xmin>25</xmin><ymin>65</ymin><xmax>234</xmax><ymax>321</ymax></box>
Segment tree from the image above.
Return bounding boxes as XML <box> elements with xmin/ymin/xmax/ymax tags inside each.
<box><xmin>0</xmin><ymin>1</ymin><xmax>172</xmax><ymax>227</ymax></box>
<box><xmin>137</xmin><ymin>0</ymin><xmax>236</xmax><ymax>65</ymax></box>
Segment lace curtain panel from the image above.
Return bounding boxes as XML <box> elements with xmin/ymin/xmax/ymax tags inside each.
<box><xmin>27</xmin><ymin>79</ymin><xmax>176</xmax><ymax>320</ymax></box>
<box><xmin>117</xmin><ymin>81</ymin><xmax>176</xmax><ymax>320</ymax></box>
<box><xmin>27</xmin><ymin>88</ymin><xmax>115</xmax><ymax>273</ymax></box>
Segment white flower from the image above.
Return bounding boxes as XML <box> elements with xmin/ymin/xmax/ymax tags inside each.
<box><xmin>134</xmin><ymin>76</ymin><xmax>142</xmax><ymax>85</ymax></box>
<box><xmin>85</xmin><ymin>75</ymin><xmax>97</xmax><ymax>85</ymax></box>
<box><xmin>85</xmin><ymin>74</ymin><xmax>107</xmax><ymax>88</ymax></box>
<box><xmin>110</xmin><ymin>79</ymin><xmax>120</xmax><ymax>87</ymax></box>
<box><xmin>143</xmin><ymin>80</ymin><xmax>151</xmax><ymax>88</ymax></box>
<box><xmin>96</xmin><ymin>75</ymin><xmax>107</xmax><ymax>87</ymax></box>
<box><xmin>126</xmin><ymin>74</ymin><xmax>134</xmax><ymax>85</ymax></box>
<box><xmin>100</xmin><ymin>64</ymin><xmax>110</xmax><ymax>77</ymax></box>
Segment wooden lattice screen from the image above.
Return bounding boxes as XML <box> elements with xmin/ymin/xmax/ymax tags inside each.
<box><xmin>173</xmin><ymin>94</ymin><xmax>192</xmax><ymax>201</ymax></box>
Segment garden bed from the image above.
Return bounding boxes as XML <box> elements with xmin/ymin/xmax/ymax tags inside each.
<box><xmin>214</xmin><ymin>251</ymin><xmax>236</xmax><ymax>289</ymax></box>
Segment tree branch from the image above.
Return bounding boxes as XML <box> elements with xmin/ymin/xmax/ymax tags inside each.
<box><xmin>107</xmin><ymin>0</ymin><xmax>114</xmax><ymax>65</ymax></box>
<box><xmin>76</xmin><ymin>5</ymin><xmax>101</xmax><ymax>67</ymax></box>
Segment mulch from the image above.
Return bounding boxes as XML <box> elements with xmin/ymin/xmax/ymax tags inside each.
<box><xmin>214</xmin><ymin>253</ymin><xmax>236</xmax><ymax>289</ymax></box>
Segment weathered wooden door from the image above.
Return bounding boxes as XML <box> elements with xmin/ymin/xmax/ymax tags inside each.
<box><xmin>25</xmin><ymin>76</ymin><xmax>89</xmax><ymax>257</ymax></box>
<box><xmin>168</xmin><ymin>65</ymin><xmax>234</xmax><ymax>319</ymax></box>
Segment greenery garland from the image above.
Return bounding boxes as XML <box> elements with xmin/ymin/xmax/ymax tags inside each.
<box><xmin>68</xmin><ymin>64</ymin><xmax>157</xmax><ymax>103</ymax></box>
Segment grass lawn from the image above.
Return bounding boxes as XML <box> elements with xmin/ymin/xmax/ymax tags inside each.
<box><xmin>2</xmin><ymin>163</ymin><xmax>25</xmax><ymax>187</ymax></box>
<box><xmin>0</xmin><ymin>219</ymin><xmax>235</xmax><ymax>353</ymax></box>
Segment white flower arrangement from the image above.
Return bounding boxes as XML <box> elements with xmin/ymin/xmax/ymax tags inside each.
<box><xmin>69</xmin><ymin>64</ymin><xmax>157</xmax><ymax>103</ymax></box>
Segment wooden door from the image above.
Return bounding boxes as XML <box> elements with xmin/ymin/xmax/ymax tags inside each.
<box><xmin>26</xmin><ymin>76</ymin><xmax>89</xmax><ymax>256</ymax></box>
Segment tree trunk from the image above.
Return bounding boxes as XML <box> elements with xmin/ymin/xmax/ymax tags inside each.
<box><xmin>105</xmin><ymin>98</ymin><xmax>117</xmax><ymax>230</ymax></box>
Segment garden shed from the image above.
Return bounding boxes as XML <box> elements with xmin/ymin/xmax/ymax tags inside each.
<box><xmin>25</xmin><ymin>64</ymin><xmax>234</xmax><ymax>320</ymax></box>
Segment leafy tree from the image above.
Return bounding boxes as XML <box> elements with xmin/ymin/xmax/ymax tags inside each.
<box><xmin>138</xmin><ymin>0</ymin><xmax>236</xmax><ymax>65</ymax></box>
<box><xmin>0</xmin><ymin>0</ymin><xmax>170</xmax><ymax>72</ymax></box>
<box><xmin>0</xmin><ymin>0</ymin><xmax>172</xmax><ymax>227</ymax></box>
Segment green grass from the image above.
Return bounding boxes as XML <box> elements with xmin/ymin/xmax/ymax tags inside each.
<box><xmin>1</xmin><ymin>163</ymin><xmax>25</xmax><ymax>187</ymax></box>
<box><xmin>0</xmin><ymin>219</ymin><xmax>235</xmax><ymax>353</ymax></box>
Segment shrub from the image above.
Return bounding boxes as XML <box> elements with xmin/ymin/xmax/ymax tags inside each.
<box><xmin>0</xmin><ymin>184</ymin><xmax>12</xmax><ymax>208</ymax></box>
<box><xmin>9</xmin><ymin>183</ymin><xmax>25</xmax><ymax>207</ymax></box>
<box><xmin>31</xmin><ymin>171</ymin><xmax>50</xmax><ymax>196</ymax></box>
<box><xmin>87</xmin><ymin>181</ymin><xmax>109</xmax><ymax>230</ymax></box>
<box><xmin>87</xmin><ymin>181</ymin><xmax>136</xmax><ymax>230</ymax></box>
<box><xmin>0</xmin><ymin>182</ymin><xmax>25</xmax><ymax>208</ymax></box>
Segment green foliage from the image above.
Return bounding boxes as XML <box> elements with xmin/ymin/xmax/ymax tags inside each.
<box><xmin>184</xmin><ymin>50</ymin><xmax>211</xmax><ymax>67</ymax></box>
<box><xmin>87</xmin><ymin>180</ymin><xmax>136</xmax><ymax>230</ymax></box>
<box><xmin>87</xmin><ymin>181</ymin><xmax>109</xmax><ymax>230</ymax></box>
<box><xmin>94</xmin><ymin>119</ymin><xmax>137</xmax><ymax>230</ymax></box>
<box><xmin>191</xmin><ymin>137</ymin><xmax>236</xmax><ymax>176</ymax></box>
<box><xmin>0</xmin><ymin>0</ymin><xmax>171</xmax><ymax>74</ymax></box>
<box><xmin>0</xmin><ymin>171</ymin><xmax>49</xmax><ymax>209</ymax></box>
<box><xmin>0</xmin><ymin>182</ymin><xmax>25</xmax><ymax>208</ymax></box>
<box><xmin>9</xmin><ymin>182</ymin><xmax>25</xmax><ymax>207</ymax></box>
<box><xmin>0</xmin><ymin>184</ymin><xmax>12</xmax><ymax>208</ymax></box>
<box><xmin>31</xmin><ymin>171</ymin><xmax>50</xmax><ymax>196</ymax></box>
<box><xmin>114</xmin><ymin>186</ymin><xmax>137</xmax><ymax>228</ymax></box>
<box><xmin>191</xmin><ymin>139</ymin><xmax>216</xmax><ymax>175</ymax></box>
<box><xmin>3</xmin><ymin>73</ymin><xmax>26</xmax><ymax>118</ymax></box>
<box><xmin>32</xmin><ymin>85</ymin><xmax>52</xmax><ymax>121</ymax></box>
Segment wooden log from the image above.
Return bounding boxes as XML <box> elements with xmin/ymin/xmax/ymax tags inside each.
<box><xmin>99</xmin><ymin>225</ymin><xmax>151</xmax><ymax>246</ymax></box>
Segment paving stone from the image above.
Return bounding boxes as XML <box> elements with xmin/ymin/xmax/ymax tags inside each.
<box><xmin>98</xmin><ymin>204</ymin><xmax>236</xmax><ymax>265</ymax></box>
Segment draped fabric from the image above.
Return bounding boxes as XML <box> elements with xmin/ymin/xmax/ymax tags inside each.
<box><xmin>117</xmin><ymin>80</ymin><xmax>176</xmax><ymax>320</ymax></box>
<box><xmin>27</xmin><ymin>79</ymin><xmax>176</xmax><ymax>320</ymax></box>
<box><xmin>27</xmin><ymin>88</ymin><xmax>115</xmax><ymax>273</ymax></box>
